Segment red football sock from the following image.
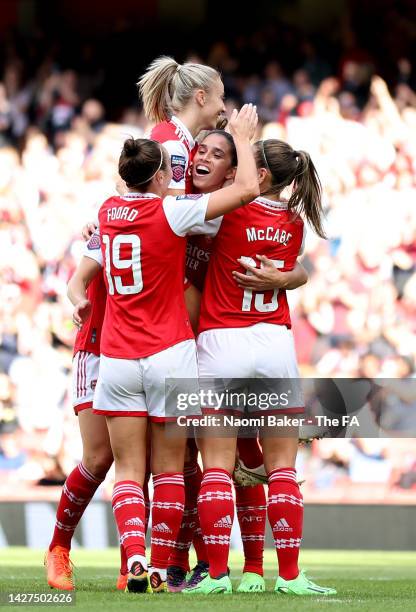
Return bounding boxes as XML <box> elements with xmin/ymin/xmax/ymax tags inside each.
<box><xmin>169</xmin><ymin>462</ymin><xmax>204</xmax><ymax>571</ymax></box>
<box><xmin>237</xmin><ymin>438</ymin><xmax>264</xmax><ymax>468</ymax></box>
<box><xmin>118</xmin><ymin>473</ymin><xmax>150</xmax><ymax>574</ymax></box>
<box><xmin>198</xmin><ymin>469</ymin><xmax>234</xmax><ymax>578</ymax></box>
<box><xmin>143</xmin><ymin>473</ymin><xmax>151</xmax><ymax>533</ymax></box>
<box><xmin>112</xmin><ymin>481</ymin><xmax>146</xmax><ymax>563</ymax></box>
<box><xmin>236</xmin><ymin>484</ymin><xmax>266</xmax><ymax>576</ymax></box>
<box><xmin>151</xmin><ymin>473</ymin><xmax>185</xmax><ymax>570</ymax></box>
<box><xmin>119</xmin><ymin>545</ymin><xmax>127</xmax><ymax>575</ymax></box>
<box><xmin>192</xmin><ymin>523</ymin><xmax>207</xmax><ymax>564</ymax></box>
<box><xmin>49</xmin><ymin>463</ymin><xmax>103</xmax><ymax>551</ymax></box>
<box><xmin>267</xmin><ymin>468</ymin><xmax>303</xmax><ymax>580</ymax></box>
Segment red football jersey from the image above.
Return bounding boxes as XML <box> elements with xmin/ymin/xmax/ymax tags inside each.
<box><xmin>185</xmin><ymin>234</ymin><xmax>213</xmax><ymax>292</ymax></box>
<box><xmin>84</xmin><ymin>192</ymin><xmax>212</xmax><ymax>359</ymax></box>
<box><xmin>198</xmin><ymin>197</ymin><xmax>306</xmax><ymax>333</ymax></box>
<box><xmin>73</xmin><ymin>272</ymin><xmax>106</xmax><ymax>356</ymax></box>
<box><xmin>151</xmin><ymin>116</ymin><xmax>197</xmax><ymax>194</ymax></box>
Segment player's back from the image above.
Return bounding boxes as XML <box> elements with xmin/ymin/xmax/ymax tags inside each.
<box><xmin>98</xmin><ymin>193</ymin><xmax>193</xmax><ymax>359</ymax></box>
<box><xmin>199</xmin><ymin>196</ymin><xmax>305</xmax><ymax>333</ymax></box>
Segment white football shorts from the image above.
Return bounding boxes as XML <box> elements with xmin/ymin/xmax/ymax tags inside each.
<box><xmin>93</xmin><ymin>339</ymin><xmax>200</xmax><ymax>421</ymax></box>
<box><xmin>72</xmin><ymin>351</ymin><xmax>100</xmax><ymax>414</ymax></box>
<box><xmin>197</xmin><ymin>323</ymin><xmax>304</xmax><ymax>415</ymax></box>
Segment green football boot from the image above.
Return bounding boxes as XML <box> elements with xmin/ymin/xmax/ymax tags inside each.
<box><xmin>275</xmin><ymin>570</ymin><xmax>337</xmax><ymax>596</ymax></box>
<box><xmin>236</xmin><ymin>572</ymin><xmax>265</xmax><ymax>593</ymax></box>
<box><xmin>183</xmin><ymin>573</ymin><xmax>232</xmax><ymax>594</ymax></box>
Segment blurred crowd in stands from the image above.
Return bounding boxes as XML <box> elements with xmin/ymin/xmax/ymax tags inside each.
<box><xmin>0</xmin><ymin>27</ymin><xmax>415</xmax><ymax>500</ymax></box>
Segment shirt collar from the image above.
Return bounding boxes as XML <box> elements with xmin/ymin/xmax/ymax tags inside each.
<box><xmin>254</xmin><ymin>196</ymin><xmax>289</xmax><ymax>210</ymax></box>
<box><xmin>120</xmin><ymin>192</ymin><xmax>159</xmax><ymax>200</ymax></box>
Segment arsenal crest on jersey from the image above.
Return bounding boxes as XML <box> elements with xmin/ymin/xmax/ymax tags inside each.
<box><xmin>171</xmin><ymin>155</ymin><xmax>186</xmax><ymax>182</ymax></box>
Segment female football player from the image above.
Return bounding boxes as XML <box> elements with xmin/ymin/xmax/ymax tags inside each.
<box><xmin>139</xmin><ymin>55</ymin><xmax>227</xmax><ymax>323</ymax></box>
<box><xmin>168</xmin><ymin>129</ymin><xmax>308</xmax><ymax>594</ymax></box>
<box><xmin>183</xmin><ymin>139</ymin><xmax>337</xmax><ymax>596</ymax></box>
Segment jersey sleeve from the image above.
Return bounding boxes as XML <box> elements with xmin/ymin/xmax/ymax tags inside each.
<box><xmin>163</xmin><ymin>140</ymin><xmax>189</xmax><ymax>190</ymax></box>
<box><xmin>187</xmin><ymin>216</ymin><xmax>223</xmax><ymax>237</ymax></box>
<box><xmin>83</xmin><ymin>231</ymin><xmax>103</xmax><ymax>266</ymax></box>
<box><xmin>163</xmin><ymin>194</ymin><xmax>216</xmax><ymax>237</ymax></box>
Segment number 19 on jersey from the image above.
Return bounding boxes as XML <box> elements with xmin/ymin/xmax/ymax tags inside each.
<box><xmin>102</xmin><ymin>234</ymin><xmax>143</xmax><ymax>295</ymax></box>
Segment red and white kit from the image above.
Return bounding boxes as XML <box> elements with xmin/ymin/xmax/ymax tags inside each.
<box><xmin>72</xmin><ymin>273</ymin><xmax>106</xmax><ymax>413</ymax></box>
<box><xmin>197</xmin><ymin>196</ymin><xmax>306</xmax><ymax>413</ymax></box>
<box><xmin>151</xmin><ymin>116</ymin><xmax>197</xmax><ymax>194</ymax></box>
<box><xmin>151</xmin><ymin>115</ymin><xmax>200</xmax><ymax>291</ymax></box>
<box><xmin>84</xmin><ymin>192</ymin><xmax>220</xmax><ymax>420</ymax></box>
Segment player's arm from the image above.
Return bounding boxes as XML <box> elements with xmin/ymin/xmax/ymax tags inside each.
<box><xmin>232</xmin><ymin>257</ymin><xmax>308</xmax><ymax>291</ymax></box>
<box><xmin>68</xmin><ymin>233</ymin><xmax>103</xmax><ymax>328</ymax></box>
<box><xmin>184</xmin><ymin>283</ymin><xmax>201</xmax><ymax>335</ymax></box>
<box><xmin>204</xmin><ymin>104</ymin><xmax>259</xmax><ymax>220</ymax></box>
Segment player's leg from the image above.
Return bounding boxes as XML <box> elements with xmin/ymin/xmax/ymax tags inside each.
<box><xmin>167</xmin><ymin>439</ymin><xmax>207</xmax><ymax>592</ymax></box>
<box><xmin>184</xmin><ymin>327</ymin><xmax>251</xmax><ymax>595</ymax></box>
<box><xmin>144</xmin><ymin>339</ymin><xmax>198</xmax><ymax>592</ymax></box>
<box><xmin>107</xmin><ymin>415</ymin><xmax>148</xmax><ymax>593</ymax></box>
<box><xmin>149</xmin><ymin>422</ymin><xmax>187</xmax><ymax>592</ymax></box>
<box><xmin>93</xmin><ymin>354</ymin><xmax>149</xmax><ymax>594</ymax></box>
<box><xmin>183</xmin><ymin>434</ymin><xmax>236</xmax><ymax>595</ymax></box>
<box><xmin>46</xmin><ymin>352</ymin><xmax>112</xmax><ymax>590</ymax></box>
<box><xmin>261</xmin><ymin>425</ymin><xmax>336</xmax><ymax>595</ymax></box>
<box><xmin>235</xmin><ymin>483</ymin><xmax>266</xmax><ymax>593</ymax></box>
<box><xmin>234</xmin><ymin>436</ymin><xmax>268</xmax><ymax>485</ymax></box>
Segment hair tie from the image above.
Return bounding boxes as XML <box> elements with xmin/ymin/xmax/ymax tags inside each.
<box><xmin>260</xmin><ymin>140</ymin><xmax>271</xmax><ymax>171</ymax></box>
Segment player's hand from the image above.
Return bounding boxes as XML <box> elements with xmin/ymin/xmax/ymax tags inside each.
<box><xmin>233</xmin><ymin>255</ymin><xmax>288</xmax><ymax>291</ymax></box>
<box><xmin>82</xmin><ymin>222</ymin><xmax>97</xmax><ymax>241</ymax></box>
<box><xmin>72</xmin><ymin>299</ymin><xmax>92</xmax><ymax>330</ymax></box>
<box><xmin>228</xmin><ymin>103</ymin><xmax>258</xmax><ymax>141</ymax></box>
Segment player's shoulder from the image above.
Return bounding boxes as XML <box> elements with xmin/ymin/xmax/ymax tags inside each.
<box><xmin>99</xmin><ymin>195</ymin><xmax>120</xmax><ymax>212</ymax></box>
<box><xmin>151</xmin><ymin>120</ymin><xmax>178</xmax><ymax>142</ymax></box>
<box><xmin>287</xmin><ymin>211</ymin><xmax>305</xmax><ymax>229</ymax></box>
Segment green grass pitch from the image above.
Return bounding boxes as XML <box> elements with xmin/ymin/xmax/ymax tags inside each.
<box><xmin>1</xmin><ymin>548</ymin><xmax>415</xmax><ymax>611</ymax></box>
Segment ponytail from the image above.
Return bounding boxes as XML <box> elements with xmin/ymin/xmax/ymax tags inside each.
<box><xmin>289</xmin><ymin>150</ymin><xmax>326</xmax><ymax>239</ymax></box>
<box><xmin>254</xmin><ymin>139</ymin><xmax>326</xmax><ymax>238</ymax></box>
<box><xmin>137</xmin><ymin>56</ymin><xmax>179</xmax><ymax>124</ymax></box>
<box><xmin>138</xmin><ymin>55</ymin><xmax>220</xmax><ymax>124</ymax></box>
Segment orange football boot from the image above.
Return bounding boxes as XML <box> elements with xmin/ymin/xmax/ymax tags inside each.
<box><xmin>116</xmin><ymin>573</ymin><xmax>128</xmax><ymax>590</ymax></box>
<box><xmin>44</xmin><ymin>546</ymin><xmax>75</xmax><ymax>590</ymax></box>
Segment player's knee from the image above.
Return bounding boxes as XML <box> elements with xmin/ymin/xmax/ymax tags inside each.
<box><xmin>82</xmin><ymin>450</ymin><xmax>113</xmax><ymax>479</ymax></box>
<box><xmin>200</xmin><ymin>448</ymin><xmax>235</xmax><ymax>473</ymax></box>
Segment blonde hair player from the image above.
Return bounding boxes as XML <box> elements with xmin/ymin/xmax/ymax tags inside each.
<box><xmin>138</xmin><ymin>55</ymin><xmax>226</xmax><ymax>325</ymax></box>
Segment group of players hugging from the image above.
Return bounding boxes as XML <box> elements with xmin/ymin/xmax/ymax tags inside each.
<box><xmin>44</xmin><ymin>56</ymin><xmax>337</xmax><ymax>596</ymax></box>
